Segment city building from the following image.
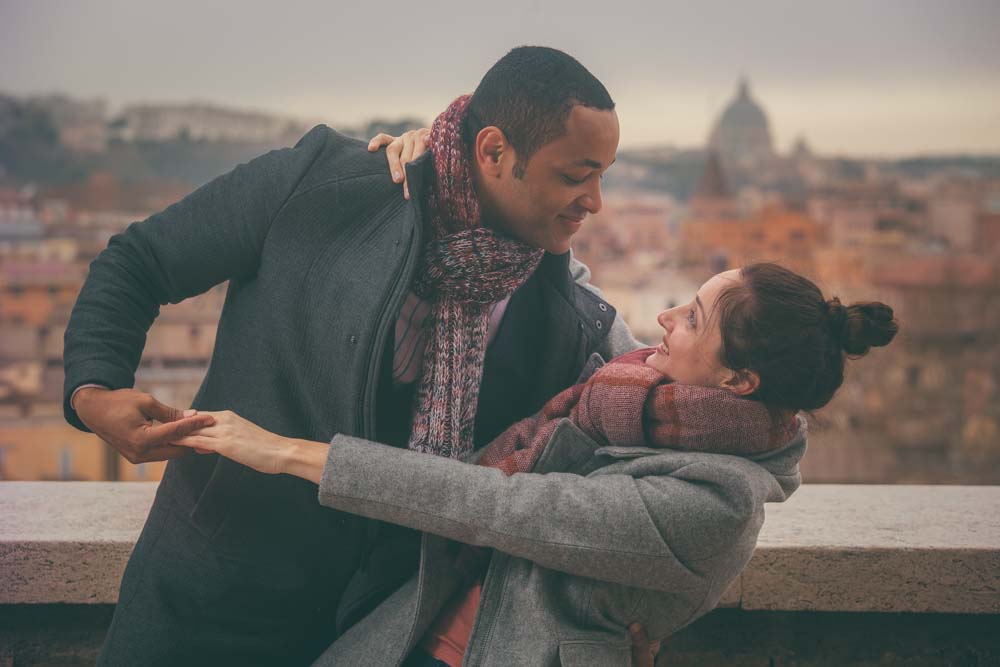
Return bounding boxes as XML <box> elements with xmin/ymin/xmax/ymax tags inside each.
<box><xmin>108</xmin><ymin>103</ymin><xmax>310</xmax><ymax>144</ymax></box>
<box><xmin>707</xmin><ymin>77</ymin><xmax>776</xmax><ymax>173</ymax></box>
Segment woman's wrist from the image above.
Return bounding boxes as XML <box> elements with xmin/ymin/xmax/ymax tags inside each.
<box><xmin>279</xmin><ymin>438</ymin><xmax>329</xmax><ymax>485</ymax></box>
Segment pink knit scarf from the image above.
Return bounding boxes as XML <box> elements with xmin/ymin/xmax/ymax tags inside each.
<box><xmin>479</xmin><ymin>348</ymin><xmax>799</xmax><ymax>475</ymax></box>
<box><xmin>408</xmin><ymin>95</ymin><xmax>544</xmax><ymax>460</ymax></box>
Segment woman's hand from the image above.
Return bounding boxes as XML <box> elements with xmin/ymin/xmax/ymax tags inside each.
<box><xmin>367</xmin><ymin>127</ymin><xmax>430</xmax><ymax>200</ymax></box>
<box><xmin>173</xmin><ymin>410</ymin><xmax>292</xmax><ymax>475</ymax></box>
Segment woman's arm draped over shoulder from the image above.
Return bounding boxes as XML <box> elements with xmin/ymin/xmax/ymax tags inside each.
<box><xmin>63</xmin><ymin>126</ymin><xmax>331</xmax><ymax>429</ymax></box>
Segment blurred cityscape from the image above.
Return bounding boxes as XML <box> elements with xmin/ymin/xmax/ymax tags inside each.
<box><xmin>1</xmin><ymin>80</ymin><xmax>999</xmax><ymax>483</ymax></box>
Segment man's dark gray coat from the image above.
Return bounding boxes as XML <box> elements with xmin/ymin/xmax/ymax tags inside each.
<box><xmin>63</xmin><ymin>125</ymin><xmax>631</xmax><ymax>665</ymax></box>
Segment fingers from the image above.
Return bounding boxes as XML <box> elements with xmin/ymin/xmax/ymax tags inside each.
<box><xmin>402</xmin><ymin>129</ymin><xmax>429</xmax><ymax>200</ymax></box>
<box><xmin>173</xmin><ymin>435</ymin><xmax>217</xmax><ymax>452</ymax></box>
<box><xmin>399</xmin><ymin>132</ymin><xmax>423</xmax><ymax>199</ymax></box>
<box><xmin>414</xmin><ymin>129</ymin><xmax>428</xmax><ymax>156</ymax></box>
<box><xmin>370</xmin><ymin>132</ymin><xmax>406</xmax><ymax>188</ymax></box>
<box><xmin>628</xmin><ymin>622</ymin><xmax>649</xmax><ymax>644</ymax></box>
<box><xmin>627</xmin><ymin>622</ymin><xmax>658</xmax><ymax>667</ymax></box>
<box><xmin>386</xmin><ymin>139</ymin><xmax>403</xmax><ymax>184</ymax></box>
<box><xmin>367</xmin><ymin>133</ymin><xmax>395</xmax><ymax>152</ymax></box>
<box><xmin>143</xmin><ymin>414</ymin><xmax>216</xmax><ymax>447</ymax></box>
<box><xmin>400</xmin><ymin>133</ymin><xmax>413</xmax><ymax>200</ymax></box>
<box><xmin>399</xmin><ymin>132</ymin><xmax>415</xmax><ymax>164</ymax></box>
<box><xmin>142</xmin><ymin>396</ymin><xmax>183</xmax><ymax>424</ymax></box>
<box><xmin>372</xmin><ymin>129</ymin><xmax>432</xmax><ymax>199</ymax></box>
<box><xmin>141</xmin><ymin>397</ymin><xmax>207</xmax><ymax>425</ymax></box>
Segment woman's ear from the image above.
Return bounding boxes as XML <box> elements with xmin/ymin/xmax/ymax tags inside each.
<box><xmin>474</xmin><ymin>126</ymin><xmax>507</xmax><ymax>177</ymax></box>
<box><xmin>722</xmin><ymin>369</ymin><xmax>760</xmax><ymax>396</ymax></box>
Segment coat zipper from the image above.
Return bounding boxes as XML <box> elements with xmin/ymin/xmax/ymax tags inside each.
<box><xmin>358</xmin><ymin>215</ymin><xmax>422</xmax><ymax>439</ymax></box>
<box><xmin>353</xmin><ymin>209</ymin><xmax>422</xmax><ymax>592</ymax></box>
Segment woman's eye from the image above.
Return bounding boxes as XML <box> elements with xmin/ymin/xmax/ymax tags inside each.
<box><xmin>687</xmin><ymin>308</ymin><xmax>697</xmax><ymax>327</ymax></box>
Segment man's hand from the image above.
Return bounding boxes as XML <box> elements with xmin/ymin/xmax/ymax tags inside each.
<box><xmin>74</xmin><ymin>387</ymin><xmax>216</xmax><ymax>464</ymax></box>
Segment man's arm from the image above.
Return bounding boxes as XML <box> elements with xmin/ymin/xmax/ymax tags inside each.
<box><xmin>64</xmin><ymin>125</ymin><xmax>332</xmax><ymax>460</ymax></box>
<box><xmin>568</xmin><ymin>250</ymin><xmax>644</xmax><ymax>358</ymax></box>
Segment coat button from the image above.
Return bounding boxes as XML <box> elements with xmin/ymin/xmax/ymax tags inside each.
<box><xmin>595</xmin><ymin>320</ymin><xmax>603</xmax><ymax>330</ymax></box>
<box><xmin>598</xmin><ymin>303</ymin><xmax>608</xmax><ymax>312</ymax></box>
<box><xmin>349</xmin><ymin>335</ymin><xmax>358</xmax><ymax>343</ymax></box>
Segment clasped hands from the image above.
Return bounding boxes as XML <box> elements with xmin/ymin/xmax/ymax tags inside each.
<box><xmin>174</xmin><ymin>410</ymin><xmax>294</xmax><ymax>475</ymax></box>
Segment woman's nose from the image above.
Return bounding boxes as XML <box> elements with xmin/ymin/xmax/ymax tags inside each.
<box><xmin>657</xmin><ymin>309</ymin><xmax>673</xmax><ymax>331</ymax></box>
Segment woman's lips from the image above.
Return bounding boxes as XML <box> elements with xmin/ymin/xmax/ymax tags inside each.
<box><xmin>658</xmin><ymin>342</ymin><xmax>669</xmax><ymax>356</ymax></box>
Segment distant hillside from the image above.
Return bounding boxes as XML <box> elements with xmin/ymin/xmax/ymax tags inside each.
<box><xmin>890</xmin><ymin>156</ymin><xmax>1000</xmax><ymax>179</ymax></box>
<box><xmin>97</xmin><ymin>137</ymin><xmax>295</xmax><ymax>187</ymax></box>
<box><xmin>4</xmin><ymin>91</ymin><xmax>998</xmax><ymax>194</ymax></box>
<box><xmin>0</xmin><ymin>94</ymin><xmax>88</xmax><ymax>184</ymax></box>
<box><xmin>1</xmin><ymin>92</ymin><xmax>425</xmax><ymax>189</ymax></box>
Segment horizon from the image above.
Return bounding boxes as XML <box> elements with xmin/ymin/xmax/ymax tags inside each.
<box><xmin>7</xmin><ymin>87</ymin><xmax>1000</xmax><ymax>162</ymax></box>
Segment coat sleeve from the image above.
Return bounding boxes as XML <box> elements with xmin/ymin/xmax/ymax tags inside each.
<box><xmin>318</xmin><ymin>423</ymin><xmax>778</xmax><ymax>594</ymax></box>
<box><xmin>62</xmin><ymin>125</ymin><xmax>332</xmax><ymax>430</ymax></box>
<box><xmin>568</xmin><ymin>249</ymin><xmax>644</xmax><ymax>358</ymax></box>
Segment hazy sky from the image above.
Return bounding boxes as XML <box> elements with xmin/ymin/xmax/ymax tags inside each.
<box><xmin>3</xmin><ymin>0</ymin><xmax>999</xmax><ymax>156</ymax></box>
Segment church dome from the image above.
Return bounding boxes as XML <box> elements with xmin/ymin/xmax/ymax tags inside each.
<box><xmin>708</xmin><ymin>77</ymin><xmax>774</xmax><ymax>169</ymax></box>
<box><xmin>717</xmin><ymin>79</ymin><xmax>769</xmax><ymax>128</ymax></box>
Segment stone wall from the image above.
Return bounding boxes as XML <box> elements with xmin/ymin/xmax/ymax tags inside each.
<box><xmin>2</xmin><ymin>482</ymin><xmax>998</xmax><ymax>665</ymax></box>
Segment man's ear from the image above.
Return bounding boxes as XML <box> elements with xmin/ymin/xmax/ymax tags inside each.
<box><xmin>474</xmin><ymin>126</ymin><xmax>507</xmax><ymax>177</ymax></box>
<box><xmin>721</xmin><ymin>369</ymin><xmax>760</xmax><ymax>397</ymax></box>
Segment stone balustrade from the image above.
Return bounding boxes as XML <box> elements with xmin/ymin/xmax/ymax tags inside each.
<box><xmin>2</xmin><ymin>482</ymin><xmax>999</xmax><ymax>665</ymax></box>
<box><xmin>3</xmin><ymin>482</ymin><xmax>998</xmax><ymax>612</ymax></box>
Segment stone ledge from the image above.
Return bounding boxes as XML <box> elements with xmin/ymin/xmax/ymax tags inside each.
<box><xmin>1</xmin><ymin>482</ymin><xmax>998</xmax><ymax>613</ymax></box>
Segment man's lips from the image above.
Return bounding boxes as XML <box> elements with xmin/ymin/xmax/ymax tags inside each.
<box><xmin>558</xmin><ymin>214</ymin><xmax>585</xmax><ymax>233</ymax></box>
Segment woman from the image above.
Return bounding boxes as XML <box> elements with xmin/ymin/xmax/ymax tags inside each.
<box><xmin>175</xmin><ymin>254</ymin><xmax>896</xmax><ymax>665</ymax></box>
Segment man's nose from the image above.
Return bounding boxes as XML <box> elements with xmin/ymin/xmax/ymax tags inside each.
<box><xmin>580</xmin><ymin>180</ymin><xmax>603</xmax><ymax>214</ymax></box>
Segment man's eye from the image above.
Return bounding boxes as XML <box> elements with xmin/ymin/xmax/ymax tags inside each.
<box><xmin>562</xmin><ymin>174</ymin><xmax>585</xmax><ymax>185</ymax></box>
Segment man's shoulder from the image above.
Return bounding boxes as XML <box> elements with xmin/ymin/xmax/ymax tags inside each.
<box><xmin>561</xmin><ymin>257</ymin><xmax>616</xmax><ymax>327</ymax></box>
<box><xmin>290</xmin><ymin>124</ymin><xmax>402</xmax><ymax>198</ymax></box>
<box><xmin>527</xmin><ymin>252</ymin><xmax>617</xmax><ymax>344</ymax></box>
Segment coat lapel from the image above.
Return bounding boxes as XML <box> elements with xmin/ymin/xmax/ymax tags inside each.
<box><xmin>474</xmin><ymin>253</ymin><xmax>588</xmax><ymax>447</ymax></box>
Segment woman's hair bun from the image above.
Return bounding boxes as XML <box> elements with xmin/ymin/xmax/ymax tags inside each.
<box><xmin>824</xmin><ymin>298</ymin><xmax>849</xmax><ymax>341</ymax></box>
<box><xmin>826</xmin><ymin>298</ymin><xmax>898</xmax><ymax>356</ymax></box>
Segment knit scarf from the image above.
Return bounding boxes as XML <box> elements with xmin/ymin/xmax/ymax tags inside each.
<box><xmin>449</xmin><ymin>346</ymin><xmax>799</xmax><ymax>590</ymax></box>
<box><xmin>408</xmin><ymin>95</ymin><xmax>545</xmax><ymax>460</ymax></box>
<box><xmin>479</xmin><ymin>348</ymin><xmax>799</xmax><ymax>475</ymax></box>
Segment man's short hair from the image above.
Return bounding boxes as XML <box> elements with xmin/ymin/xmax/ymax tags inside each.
<box><xmin>467</xmin><ymin>46</ymin><xmax>615</xmax><ymax>178</ymax></box>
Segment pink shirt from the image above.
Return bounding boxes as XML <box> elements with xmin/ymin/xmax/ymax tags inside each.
<box><xmin>419</xmin><ymin>579</ymin><xmax>483</xmax><ymax>667</ymax></box>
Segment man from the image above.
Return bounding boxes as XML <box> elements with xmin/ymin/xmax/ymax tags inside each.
<box><xmin>65</xmin><ymin>46</ymin><xmax>638</xmax><ymax>664</ymax></box>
